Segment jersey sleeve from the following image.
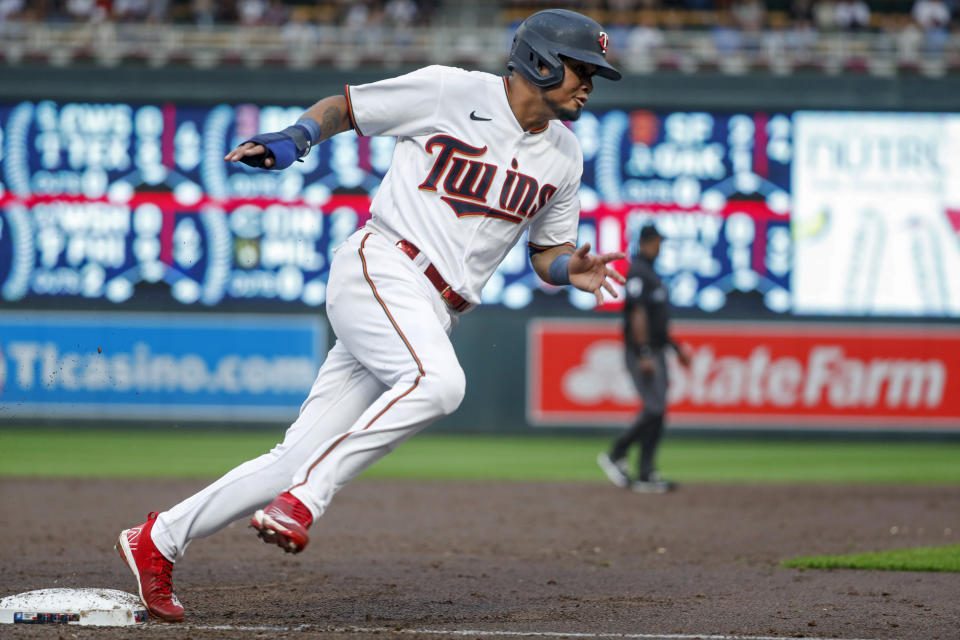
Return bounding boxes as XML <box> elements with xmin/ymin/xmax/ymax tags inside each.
<box><xmin>346</xmin><ymin>66</ymin><xmax>444</xmax><ymax>138</ymax></box>
<box><xmin>526</xmin><ymin>163</ymin><xmax>582</xmax><ymax>251</ymax></box>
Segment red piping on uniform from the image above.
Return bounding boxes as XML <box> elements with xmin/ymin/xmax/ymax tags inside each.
<box><xmin>288</xmin><ymin>377</ymin><xmax>421</xmax><ymax>491</ymax></box>
<box><xmin>344</xmin><ymin>85</ymin><xmax>362</xmax><ymax>136</ymax></box>
<box><xmin>357</xmin><ymin>234</ymin><xmax>425</xmax><ymax>375</ymax></box>
<box><xmin>289</xmin><ymin>233</ymin><xmax>423</xmax><ymax>490</ymax></box>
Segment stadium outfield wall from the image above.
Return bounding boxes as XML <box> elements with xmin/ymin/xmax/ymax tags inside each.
<box><xmin>1</xmin><ymin>65</ymin><xmax>959</xmax><ymax>434</ymax></box>
<box><xmin>2</xmin><ymin>307</ymin><xmax>958</xmax><ymax>434</ymax></box>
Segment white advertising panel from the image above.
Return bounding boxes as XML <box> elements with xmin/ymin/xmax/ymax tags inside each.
<box><xmin>792</xmin><ymin>112</ymin><xmax>960</xmax><ymax>316</ymax></box>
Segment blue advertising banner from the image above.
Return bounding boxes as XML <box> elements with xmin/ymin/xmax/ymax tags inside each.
<box><xmin>0</xmin><ymin>312</ymin><xmax>324</xmax><ymax>421</ymax></box>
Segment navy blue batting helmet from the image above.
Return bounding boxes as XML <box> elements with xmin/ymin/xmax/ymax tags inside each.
<box><xmin>507</xmin><ymin>9</ymin><xmax>622</xmax><ymax>88</ymax></box>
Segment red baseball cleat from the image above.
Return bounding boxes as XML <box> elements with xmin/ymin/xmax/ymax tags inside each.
<box><xmin>251</xmin><ymin>491</ymin><xmax>313</xmax><ymax>554</ymax></box>
<box><xmin>115</xmin><ymin>512</ymin><xmax>184</xmax><ymax>623</ymax></box>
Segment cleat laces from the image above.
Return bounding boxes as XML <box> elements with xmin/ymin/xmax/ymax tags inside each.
<box><xmin>153</xmin><ymin>556</ymin><xmax>175</xmax><ymax>595</ymax></box>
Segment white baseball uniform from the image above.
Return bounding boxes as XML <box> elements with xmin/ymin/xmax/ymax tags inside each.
<box><xmin>150</xmin><ymin>65</ymin><xmax>584</xmax><ymax>561</ymax></box>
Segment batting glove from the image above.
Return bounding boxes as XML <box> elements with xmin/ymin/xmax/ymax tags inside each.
<box><xmin>239</xmin><ymin>119</ymin><xmax>319</xmax><ymax>170</ymax></box>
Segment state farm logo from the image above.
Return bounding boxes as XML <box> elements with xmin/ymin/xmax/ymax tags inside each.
<box><xmin>531</xmin><ymin>320</ymin><xmax>960</xmax><ymax>427</ymax></box>
<box><xmin>560</xmin><ymin>341</ymin><xmax>946</xmax><ymax>411</ymax></box>
<box><xmin>670</xmin><ymin>345</ymin><xmax>946</xmax><ymax>410</ymax></box>
<box><xmin>561</xmin><ymin>340</ymin><xmax>634</xmax><ymax>404</ymax></box>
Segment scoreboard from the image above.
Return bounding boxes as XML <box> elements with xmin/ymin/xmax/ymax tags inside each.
<box><xmin>2</xmin><ymin>101</ymin><xmax>956</xmax><ymax>316</ymax></box>
<box><xmin>573</xmin><ymin>109</ymin><xmax>792</xmax><ymax>313</ymax></box>
<box><xmin>0</xmin><ymin>102</ymin><xmax>376</xmax><ymax>307</ymax></box>
<box><xmin>0</xmin><ymin>100</ymin><xmax>793</xmax><ymax>313</ymax></box>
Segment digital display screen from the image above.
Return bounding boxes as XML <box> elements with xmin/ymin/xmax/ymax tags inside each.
<box><xmin>0</xmin><ymin>102</ymin><xmax>376</xmax><ymax>307</ymax></box>
<box><xmin>791</xmin><ymin>112</ymin><xmax>960</xmax><ymax>316</ymax></box>
<box><xmin>1</xmin><ymin>101</ymin><xmax>956</xmax><ymax>316</ymax></box>
<box><xmin>574</xmin><ymin>110</ymin><xmax>792</xmax><ymax>313</ymax></box>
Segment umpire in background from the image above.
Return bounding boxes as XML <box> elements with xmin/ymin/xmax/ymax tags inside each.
<box><xmin>598</xmin><ymin>223</ymin><xmax>689</xmax><ymax>493</ymax></box>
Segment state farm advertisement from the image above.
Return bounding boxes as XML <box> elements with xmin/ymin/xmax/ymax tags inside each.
<box><xmin>527</xmin><ymin>320</ymin><xmax>960</xmax><ymax>430</ymax></box>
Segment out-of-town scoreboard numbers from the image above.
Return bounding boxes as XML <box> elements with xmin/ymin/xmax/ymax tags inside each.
<box><xmin>0</xmin><ymin>101</ymin><xmax>793</xmax><ymax>312</ymax></box>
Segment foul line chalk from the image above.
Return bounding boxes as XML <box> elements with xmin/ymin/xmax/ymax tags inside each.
<box><xmin>191</xmin><ymin>623</ymin><xmax>886</xmax><ymax>640</ymax></box>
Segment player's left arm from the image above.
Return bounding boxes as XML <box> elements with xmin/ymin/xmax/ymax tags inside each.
<box><xmin>224</xmin><ymin>95</ymin><xmax>352</xmax><ymax>169</ymax></box>
<box><xmin>226</xmin><ymin>66</ymin><xmax>448</xmax><ymax>170</ymax></box>
<box><xmin>530</xmin><ymin>244</ymin><xmax>626</xmax><ymax>306</ymax></box>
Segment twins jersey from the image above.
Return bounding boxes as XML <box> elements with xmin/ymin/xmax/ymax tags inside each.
<box><xmin>345</xmin><ymin>65</ymin><xmax>584</xmax><ymax>306</ymax></box>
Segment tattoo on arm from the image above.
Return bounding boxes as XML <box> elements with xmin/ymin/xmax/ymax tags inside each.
<box><xmin>321</xmin><ymin>105</ymin><xmax>345</xmax><ymax>141</ymax></box>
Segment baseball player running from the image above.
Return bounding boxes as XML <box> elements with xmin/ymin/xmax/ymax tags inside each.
<box><xmin>115</xmin><ymin>9</ymin><xmax>624</xmax><ymax>622</ymax></box>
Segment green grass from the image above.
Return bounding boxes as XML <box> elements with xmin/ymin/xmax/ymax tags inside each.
<box><xmin>783</xmin><ymin>544</ymin><xmax>960</xmax><ymax>572</ymax></box>
<box><xmin>1</xmin><ymin>429</ymin><xmax>959</xmax><ymax>483</ymax></box>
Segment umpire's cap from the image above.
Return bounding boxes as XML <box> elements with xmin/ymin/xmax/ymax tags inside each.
<box><xmin>508</xmin><ymin>9</ymin><xmax>622</xmax><ymax>88</ymax></box>
<box><xmin>639</xmin><ymin>224</ymin><xmax>664</xmax><ymax>243</ymax></box>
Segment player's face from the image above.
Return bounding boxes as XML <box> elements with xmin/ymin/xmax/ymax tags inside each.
<box><xmin>542</xmin><ymin>59</ymin><xmax>596</xmax><ymax>122</ymax></box>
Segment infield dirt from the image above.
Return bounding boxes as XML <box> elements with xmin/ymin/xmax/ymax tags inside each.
<box><xmin>1</xmin><ymin>478</ymin><xmax>958</xmax><ymax>639</ymax></box>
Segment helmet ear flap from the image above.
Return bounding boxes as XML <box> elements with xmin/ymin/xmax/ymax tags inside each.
<box><xmin>508</xmin><ymin>37</ymin><xmax>565</xmax><ymax>88</ymax></box>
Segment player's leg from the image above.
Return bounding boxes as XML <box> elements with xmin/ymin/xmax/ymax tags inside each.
<box><xmin>116</xmin><ymin>341</ymin><xmax>385</xmax><ymax>620</ymax></box>
<box><xmin>148</xmin><ymin>341</ymin><xmax>386</xmax><ymax>561</ymax></box>
<box><xmin>253</xmin><ymin>230</ymin><xmax>465</xmax><ymax>549</ymax></box>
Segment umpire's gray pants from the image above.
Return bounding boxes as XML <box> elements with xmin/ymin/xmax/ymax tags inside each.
<box><xmin>626</xmin><ymin>348</ymin><xmax>668</xmax><ymax>415</ymax></box>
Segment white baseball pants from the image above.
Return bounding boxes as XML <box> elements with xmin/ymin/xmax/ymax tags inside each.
<box><xmin>151</xmin><ymin>227</ymin><xmax>466</xmax><ymax>561</ymax></box>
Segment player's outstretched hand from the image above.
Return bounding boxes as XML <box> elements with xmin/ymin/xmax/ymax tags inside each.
<box><xmin>224</xmin><ymin>142</ymin><xmax>274</xmax><ymax>168</ymax></box>
<box><xmin>568</xmin><ymin>243</ymin><xmax>627</xmax><ymax>306</ymax></box>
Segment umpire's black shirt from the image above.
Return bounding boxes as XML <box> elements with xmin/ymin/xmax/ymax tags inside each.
<box><xmin>623</xmin><ymin>255</ymin><xmax>670</xmax><ymax>352</ymax></box>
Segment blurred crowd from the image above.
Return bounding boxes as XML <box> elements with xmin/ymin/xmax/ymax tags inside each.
<box><xmin>0</xmin><ymin>0</ymin><xmax>954</xmax><ymax>63</ymax></box>
<box><xmin>507</xmin><ymin>0</ymin><xmax>957</xmax><ymax>62</ymax></box>
<box><xmin>0</xmin><ymin>1</ymin><xmax>436</xmax><ymax>27</ymax></box>
<box><xmin>0</xmin><ymin>0</ymin><xmax>951</xmax><ymax>30</ymax></box>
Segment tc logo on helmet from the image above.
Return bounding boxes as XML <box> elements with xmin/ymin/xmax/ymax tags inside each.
<box><xmin>598</xmin><ymin>32</ymin><xmax>609</xmax><ymax>54</ymax></box>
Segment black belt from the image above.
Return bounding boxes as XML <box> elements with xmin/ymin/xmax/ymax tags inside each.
<box><xmin>395</xmin><ymin>239</ymin><xmax>471</xmax><ymax>313</ymax></box>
